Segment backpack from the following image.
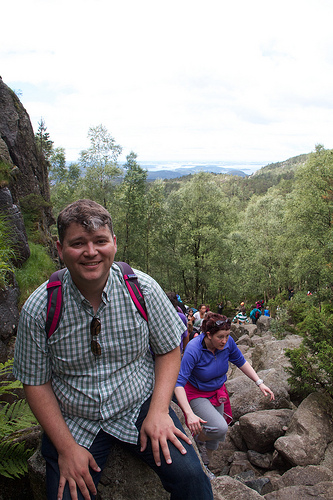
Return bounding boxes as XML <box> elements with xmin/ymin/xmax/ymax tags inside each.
<box><xmin>45</xmin><ymin>261</ymin><xmax>148</xmax><ymax>338</ymax></box>
<box><xmin>255</xmin><ymin>309</ymin><xmax>261</xmax><ymax>320</ymax></box>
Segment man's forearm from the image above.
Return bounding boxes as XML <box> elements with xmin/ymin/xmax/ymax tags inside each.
<box><xmin>149</xmin><ymin>346</ymin><xmax>181</xmax><ymax>413</ymax></box>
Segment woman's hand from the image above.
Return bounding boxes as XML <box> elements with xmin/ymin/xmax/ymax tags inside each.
<box><xmin>259</xmin><ymin>383</ymin><xmax>275</xmax><ymax>401</ymax></box>
<box><xmin>185</xmin><ymin>411</ymin><xmax>207</xmax><ymax>436</ymax></box>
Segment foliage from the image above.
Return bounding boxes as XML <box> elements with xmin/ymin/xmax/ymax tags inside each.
<box><xmin>0</xmin><ymin>160</ymin><xmax>12</xmax><ymax>187</ymax></box>
<box><xmin>35</xmin><ymin>118</ymin><xmax>54</xmax><ymax>161</ymax></box>
<box><xmin>19</xmin><ymin>193</ymin><xmax>52</xmax><ymax>241</ymax></box>
<box><xmin>15</xmin><ymin>242</ymin><xmax>56</xmax><ymax>305</ymax></box>
<box><xmin>79</xmin><ymin>125</ymin><xmax>123</xmax><ymax>207</ymax></box>
<box><xmin>0</xmin><ymin>215</ymin><xmax>15</xmax><ymax>289</ymax></box>
<box><xmin>113</xmin><ymin>152</ymin><xmax>148</xmax><ymax>267</ymax></box>
<box><xmin>0</xmin><ymin>360</ymin><xmax>38</xmax><ymax>478</ymax></box>
<box><xmin>42</xmin><ymin>127</ymin><xmax>333</xmax><ymax>312</ymax></box>
<box><xmin>285</xmin><ymin>308</ymin><xmax>333</xmax><ymax>398</ymax></box>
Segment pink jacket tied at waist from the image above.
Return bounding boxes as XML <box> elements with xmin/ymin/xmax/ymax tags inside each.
<box><xmin>184</xmin><ymin>381</ymin><xmax>233</xmax><ymax>425</ymax></box>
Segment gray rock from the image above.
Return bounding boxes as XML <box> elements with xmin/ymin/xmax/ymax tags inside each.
<box><xmin>239</xmin><ymin>409</ymin><xmax>294</xmax><ymax>453</ymax></box>
<box><xmin>247</xmin><ymin>450</ymin><xmax>273</xmax><ymax>469</ymax></box>
<box><xmin>226</xmin><ymin>368</ymin><xmax>292</xmax><ymax>422</ymax></box>
<box><xmin>263</xmin><ymin>481</ymin><xmax>333</xmax><ymax>499</ymax></box>
<box><xmin>275</xmin><ymin>392</ymin><xmax>333</xmax><ymax>466</ymax></box>
<box><xmin>212</xmin><ymin>475</ymin><xmax>263</xmax><ymax>499</ymax></box>
<box><xmin>273</xmin><ymin>464</ymin><xmax>333</xmax><ymax>490</ymax></box>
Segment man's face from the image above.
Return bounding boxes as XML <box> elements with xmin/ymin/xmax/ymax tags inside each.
<box><xmin>56</xmin><ymin>223</ymin><xmax>117</xmax><ymax>292</ymax></box>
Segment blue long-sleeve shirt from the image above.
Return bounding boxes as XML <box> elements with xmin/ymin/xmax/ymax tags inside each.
<box><xmin>176</xmin><ymin>333</ymin><xmax>246</xmax><ymax>391</ymax></box>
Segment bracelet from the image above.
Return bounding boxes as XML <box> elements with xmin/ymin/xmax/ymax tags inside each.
<box><xmin>255</xmin><ymin>378</ymin><xmax>264</xmax><ymax>386</ymax></box>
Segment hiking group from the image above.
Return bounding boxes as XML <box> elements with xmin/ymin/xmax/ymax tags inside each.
<box><xmin>13</xmin><ymin>199</ymin><xmax>275</xmax><ymax>500</ymax></box>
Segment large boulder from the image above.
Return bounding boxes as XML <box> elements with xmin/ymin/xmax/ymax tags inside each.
<box><xmin>226</xmin><ymin>368</ymin><xmax>292</xmax><ymax>422</ymax></box>
<box><xmin>239</xmin><ymin>409</ymin><xmax>294</xmax><ymax>453</ymax></box>
<box><xmin>274</xmin><ymin>392</ymin><xmax>333</xmax><ymax>466</ymax></box>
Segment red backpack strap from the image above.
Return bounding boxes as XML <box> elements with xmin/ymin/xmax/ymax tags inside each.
<box><xmin>45</xmin><ymin>268</ymin><xmax>67</xmax><ymax>338</ymax></box>
<box><xmin>115</xmin><ymin>261</ymin><xmax>148</xmax><ymax>322</ymax></box>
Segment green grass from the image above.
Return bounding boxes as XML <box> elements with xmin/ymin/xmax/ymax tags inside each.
<box><xmin>15</xmin><ymin>242</ymin><xmax>56</xmax><ymax>306</ymax></box>
<box><xmin>0</xmin><ymin>215</ymin><xmax>15</xmax><ymax>289</ymax></box>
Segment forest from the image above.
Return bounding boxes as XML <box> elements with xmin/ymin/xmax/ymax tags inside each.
<box><xmin>32</xmin><ymin>122</ymin><xmax>333</xmax><ymax>312</ymax></box>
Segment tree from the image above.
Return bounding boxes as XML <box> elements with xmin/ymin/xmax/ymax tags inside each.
<box><xmin>35</xmin><ymin>118</ymin><xmax>53</xmax><ymax>161</ymax></box>
<box><xmin>113</xmin><ymin>152</ymin><xmax>147</xmax><ymax>267</ymax></box>
<box><xmin>48</xmin><ymin>147</ymin><xmax>81</xmax><ymax>215</ymax></box>
<box><xmin>79</xmin><ymin>125</ymin><xmax>122</xmax><ymax>207</ymax></box>
<box><xmin>284</xmin><ymin>146</ymin><xmax>333</xmax><ymax>304</ymax></box>
<box><xmin>161</xmin><ymin>172</ymin><xmax>231</xmax><ymax>306</ymax></box>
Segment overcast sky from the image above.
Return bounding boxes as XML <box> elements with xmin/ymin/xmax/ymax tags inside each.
<box><xmin>2</xmin><ymin>0</ymin><xmax>333</xmax><ymax>165</ymax></box>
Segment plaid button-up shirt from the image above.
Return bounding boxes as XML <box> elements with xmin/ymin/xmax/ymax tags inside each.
<box><xmin>13</xmin><ymin>263</ymin><xmax>184</xmax><ymax>447</ymax></box>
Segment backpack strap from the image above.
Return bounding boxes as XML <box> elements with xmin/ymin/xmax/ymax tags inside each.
<box><xmin>45</xmin><ymin>262</ymin><xmax>148</xmax><ymax>339</ymax></box>
<box><xmin>45</xmin><ymin>268</ymin><xmax>67</xmax><ymax>338</ymax></box>
<box><xmin>115</xmin><ymin>261</ymin><xmax>148</xmax><ymax>322</ymax></box>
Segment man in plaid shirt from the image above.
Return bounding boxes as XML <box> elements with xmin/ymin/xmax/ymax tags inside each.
<box><xmin>13</xmin><ymin>199</ymin><xmax>212</xmax><ymax>500</ymax></box>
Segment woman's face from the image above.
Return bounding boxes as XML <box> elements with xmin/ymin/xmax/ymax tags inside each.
<box><xmin>199</xmin><ymin>305</ymin><xmax>206</xmax><ymax>316</ymax></box>
<box><xmin>207</xmin><ymin>329</ymin><xmax>230</xmax><ymax>350</ymax></box>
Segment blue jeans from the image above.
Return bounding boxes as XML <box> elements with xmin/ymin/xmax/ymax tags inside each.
<box><xmin>41</xmin><ymin>398</ymin><xmax>213</xmax><ymax>500</ymax></box>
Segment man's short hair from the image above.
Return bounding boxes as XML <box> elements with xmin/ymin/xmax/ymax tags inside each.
<box><xmin>57</xmin><ymin>199</ymin><xmax>114</xmax><ymax>244</ymax></box>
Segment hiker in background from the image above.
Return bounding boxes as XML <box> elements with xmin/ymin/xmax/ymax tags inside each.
<box><xmin>13</xmin><ymin>199</ymin><xmax>213</xmax><ymax>500</ymax></box>
<box><xmin>250</xmin><ymin>304</ymin><xmax>262</xmax><ymax>324</ymax></box>
<box><xmin>264</xmin><ymin>306</ymin><xmax>270</xmax><ymax>317</ymax></box>
<box><xmin>232</xmin><ymin>306</ymin><xmax>249</xmax><ymax>324</ymax></box>
<box><xmin>187</xmin><ymin>308</ymin><xmax>195</xmax><ymax>324</ymax></box>
<box><xmin>166</xmin><ymin>291</ymin><xmax>189</xmax><ymax>353</ymax></box>
<box><xmin>288</xmin><ymin>287</ymin><xmax>294</xmax><ymax>300</ymax></box>
<box><xmin>256</xmin><ymin>299</ymin><xmax>264</xmax><ymax>311</ymax></box>
<box><xmin>193</xmin><ymin>304</ymin><xmax>207</xmax><ymax>327</ymax></box>
<box><xmin>217</xmin><ymin>300</ymin><xmax>224</xmax><ymax>315</ymax></box>
<box><xmin>174</xmin><ymin>313</ymin><xmax>275</xmax><ymax>478</ymax></box>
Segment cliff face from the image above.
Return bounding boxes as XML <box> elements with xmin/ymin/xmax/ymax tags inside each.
<box><xmin>0</xmin><ymin>77</ymin><xmax>56</xmax><ymax>362</ymax></box>
<box><xmin>0</xmin><ymin>77</ymin><xmax>53</xmax><ymax>226</ymax></box>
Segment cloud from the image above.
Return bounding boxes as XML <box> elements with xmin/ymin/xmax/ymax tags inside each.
<box><xmin>2</xmin><ymin>0</ymin><xmax>333</xmax><ymax>163</ymax></box>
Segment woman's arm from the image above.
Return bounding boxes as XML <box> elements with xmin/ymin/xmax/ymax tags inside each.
<box><xmin>238</xmin><ymin>361</ymin><xmax>275</xmax><ymax>401</ymax></box>
<box><xmin>174</xmin><ymin>386</ymin><xmax>207</xmax><ymax>435</ymax></box>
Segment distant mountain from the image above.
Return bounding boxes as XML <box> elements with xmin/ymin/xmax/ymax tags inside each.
<box><xmin>146</xmin><ymin>166</ymin><xmax>248</xmax><ymax>181</ymax></box>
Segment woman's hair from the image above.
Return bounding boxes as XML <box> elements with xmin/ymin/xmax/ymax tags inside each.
<box><xmin>57</xmin><ymin>199</ymin><xmax>114</xmax><ymax>244</ymax></box>
<box><xmin>166</xmin><ymin>292</ymin><xmax>179</xmax><ymax>310</ymax></box>
<box><xmin>201</xmin><ymin>313</ymin><xmax>231</xmax><ymax>335</ymax></box>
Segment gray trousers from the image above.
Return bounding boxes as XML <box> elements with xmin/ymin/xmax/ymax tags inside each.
<box><xmin>189</xmin><ymin>398</ymin><xmax>228</xmax><ymax>451</ymax></box>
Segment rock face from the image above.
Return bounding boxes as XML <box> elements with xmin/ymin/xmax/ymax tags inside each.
<box><xmin>0</xmin><ymin>78</ymin><xmax>51</xmax><ymax>212</ymax></box>
<box><xmin>0</xmin><ymin>78</ymin><xmax>55</xmax><ymax>361</ymax></box>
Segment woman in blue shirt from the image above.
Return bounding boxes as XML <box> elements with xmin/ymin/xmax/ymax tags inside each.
<box><xmin>174</xmin><ymin>314</ymin><xmax>274</xmax><ymax>470</ymax></box>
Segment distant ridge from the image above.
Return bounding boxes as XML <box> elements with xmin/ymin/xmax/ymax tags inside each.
<box><xmin>145</xmin><ymin>165</ymin><xmax>248</xmax><ymax>181</ymax></box>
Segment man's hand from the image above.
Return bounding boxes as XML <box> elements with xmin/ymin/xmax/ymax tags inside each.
<box><xmin>57</xmin><ymin>442</ymin><xmax>101</xmax><ymax>500</ymax></box>
<box><xmin>140</xmin><ymin>410</ymin><xmax>192</xmax><ymax>467</ymax></box>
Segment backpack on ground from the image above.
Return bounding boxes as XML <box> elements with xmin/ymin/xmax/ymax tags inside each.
<box><xmin>45</xmin><ymin>261</ymin><xmax>148</xmax><ymax>338</ymax></box>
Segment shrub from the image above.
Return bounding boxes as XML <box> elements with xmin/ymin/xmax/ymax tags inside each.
<box><xmin>0</xmin><ymin>360</ymin><xmax>38</xmax><ymax>478</ymax></box>
<box><xmin>285</xmin><ymin>307</ymin><xmax>333</xmax><ymax>398</ymax></box>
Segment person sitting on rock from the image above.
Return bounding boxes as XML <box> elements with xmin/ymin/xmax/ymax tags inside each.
<box><xmin>13</xmin><ymin>199</ymin><xmax>213</xmax><ymax>500</ymax></box>
<box><xmin>232</xmin><ymin>306</ymin><xmax>249</xmax><ymax>324</ymax></box>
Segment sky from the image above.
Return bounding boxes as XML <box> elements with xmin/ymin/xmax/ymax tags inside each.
<box><xmin>2</xmin><ymin>0</ymin><xmax>333</xmax><ymax>167</ymax></box>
